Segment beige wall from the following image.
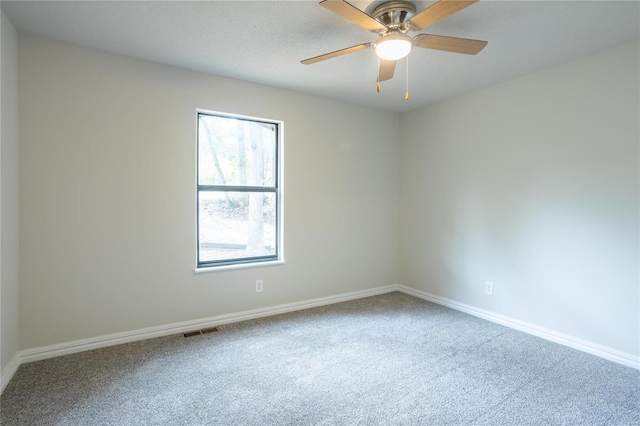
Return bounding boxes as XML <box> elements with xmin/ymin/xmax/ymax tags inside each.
<box><xmin>18</xmin><ymin>35</ymin><xmax>399</xmax><ymax>349</ymax></box>
<box><xmin>1</xmin><ymin>11</ymin><xmax>20</xmax><ymax>374</ymax></box>
<box><xmin>399</xmin><ymin>39</ymin><xmax>639</xmax><ymax>357</ymax></box>
<box><xmin>13</xmin><ymin>31</ymin><xmax>639</xmax><ymax>362</ymax></box>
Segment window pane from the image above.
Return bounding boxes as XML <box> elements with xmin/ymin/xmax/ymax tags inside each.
<box><xmin>198</xmin><ymin>114</ymin><xmax>276</xmax><ymax>187</ymax></box>
<box><xmin>198</xmin><ymin>191</ymin><xmax>276</xmax><ymax>263</ymax></box>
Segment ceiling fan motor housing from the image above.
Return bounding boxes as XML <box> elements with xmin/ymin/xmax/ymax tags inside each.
<box><xmin>369</xmin><ymin>0</ymin><xmax>417</xmax><ymax>29</ymax></box>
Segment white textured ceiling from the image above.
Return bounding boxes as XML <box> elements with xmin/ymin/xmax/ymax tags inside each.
<box><xmin>2</xmin><ymin>0</ymin><xmax>639</xmax><ymax>113</ymax></box>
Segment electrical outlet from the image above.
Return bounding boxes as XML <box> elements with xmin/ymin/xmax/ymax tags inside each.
<box><xmin>484</xmin><ymin>281</ymin><xmax>494</xmax><ymax>296</ymax></box>
<box><xmin>255</xmin><ymin>280</ymin><xmax>263</xmax><ymax>293</ymax></box>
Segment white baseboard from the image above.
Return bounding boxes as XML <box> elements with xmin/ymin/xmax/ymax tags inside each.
<box><xmin>397</xmin><ymin>284</ymin><xmax>640</xmax><ymax>370</ymax></box>
<box><xmin>3</xmin><ymin>282</ymin><xmax>637</xmax><ymax>394</ymax></box>
<box><xmin>1</xmin><ymin>284</ymin><xmax>398</xmax><ymax>394</ymax></box>
<box><xmin>1</xmin><ymin>352</ymin><xmax>21</xmax><ymax>394</ymax></box>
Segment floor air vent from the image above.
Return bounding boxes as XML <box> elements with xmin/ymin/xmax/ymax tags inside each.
<box><xmin>183</xmin><ymin>327</ymin><xmax>219</xmax><ymax>338</ymax></box>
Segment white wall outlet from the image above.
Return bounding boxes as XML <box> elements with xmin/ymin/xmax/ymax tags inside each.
<box><xmin>255</xmin><ymin>280</ymin><xmax>264</xmax><ymax>293</ymax></box>
<box><xmin>484</xmin><ymin>281</ymin><xmax>494</xmax><ymax>296</ymax></box>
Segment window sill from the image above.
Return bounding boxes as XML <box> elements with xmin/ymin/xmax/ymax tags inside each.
<box><xmin>194</xmin><ymin>259</ymin><xmax>285</xmax><ymax>274</ymax></box>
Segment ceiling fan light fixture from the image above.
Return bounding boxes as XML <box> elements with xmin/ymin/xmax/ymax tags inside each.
<box><xmin>375</xmin><ymin>33</ymin><xmax>413</xmax><ymax>61</ymax></box>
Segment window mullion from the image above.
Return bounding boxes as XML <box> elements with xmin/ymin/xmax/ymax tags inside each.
<box><xmin>198</xmin><ymin>185</ymin><xmax>276</xmax><ymax>193</ymax></box>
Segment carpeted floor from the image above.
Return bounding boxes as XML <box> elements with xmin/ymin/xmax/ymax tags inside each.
<box><xmin>1</xmin><ymin>292</ymin><xmax>638</xmax><ymax>425</ymax></box>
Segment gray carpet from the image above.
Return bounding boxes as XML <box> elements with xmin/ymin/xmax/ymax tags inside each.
<box><xmin>1</xmin><ymin>292</ymin><xmax>638</xmax><ymax>425</ymax></box>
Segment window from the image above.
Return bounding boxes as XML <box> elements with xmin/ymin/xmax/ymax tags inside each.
<box><xmin>196</xmin><ymin>111</ymin><xmax>282</xmax><ymax>269</ymax></box>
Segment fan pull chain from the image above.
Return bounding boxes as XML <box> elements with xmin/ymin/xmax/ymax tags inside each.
<box><xmin>376</xmin><ymin>56</ymin><xmax>381</xmax><ymax>93</ymax></box>
<box><xmin>405</xmin><ymin>55</ymin><xmax>410</xmax><ymax>101</ymax></box>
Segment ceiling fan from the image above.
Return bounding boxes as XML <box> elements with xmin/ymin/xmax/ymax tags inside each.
<box><xmin>301</xmin><ymin>0</ymin><xmax>488</xmax><ymax>84</ymax></box>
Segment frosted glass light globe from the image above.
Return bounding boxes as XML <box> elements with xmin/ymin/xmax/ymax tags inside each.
<box><xmin>375</xmin><ymin>33</ymin><xmax>413</xmax><ymax>61</ymax></box>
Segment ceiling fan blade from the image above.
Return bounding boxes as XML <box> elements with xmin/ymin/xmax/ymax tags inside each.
<box><xmin>378</xmin><ymin>59</ymin><xmax>396</xmax><ymax>82</ymax></box>
<box><xmin>320</xmin><ymin>0</ymin><xmax>386</xmax><ymax>32</ymax></box>
<box><xmin>414</xmin><ymin>34</ymin><xmax>487</xmax><ymax>55</ymax></box>
<box><xmin>408</xmin><ymin>0</ymin><xmax>479</xmax><ymax>30</ymax></box>
<box><xmin>301</xmin><ymin>43</ymin><xmax>372</xmax><ymax>65</ymax></box>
